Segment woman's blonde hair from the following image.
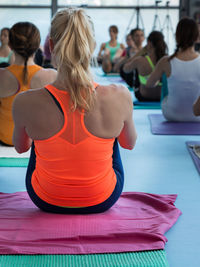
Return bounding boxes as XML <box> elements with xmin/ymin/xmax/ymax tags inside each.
<box><xmin>50</xmin><ymin>8</ymin><xmax>96</xmax><ymax>111</ymax></box>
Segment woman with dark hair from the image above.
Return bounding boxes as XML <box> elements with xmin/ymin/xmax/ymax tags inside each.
<box><xmin>0</xmin><ymin>22</ymin><xmax>56</xmax><ymax>146</ymax></box>
<box><xmin>12</xmin><ymin>8</ymin><xmax>136</xmax><ymax>214</ymax></box>
<box><xmin>97</xmin><ymin>25</ymin><xmax>125</xmax><ymax>73</ymax></box>
<box><xmin>113</xmin><ymin>28</ymin><xmax>145</xmax><ymax>73</ymax></box>
<box><xmin>147</xmin><ymin>17</ymin><xmax>200</xmax><ymax>121</ymax></box>
<box><xmin>0</xmin><ymin>27</ymin><xmax>14</xmax><ymax>66</ymax></box>
<box><xmin>115</xmin><ymin>28</ymin><xmax>145</xmax><ymax>87</ymax></box>
<box><xmin>123</xmin><ymin>31</ymin><xmax>167</xmax><ymax>101</ymax></box>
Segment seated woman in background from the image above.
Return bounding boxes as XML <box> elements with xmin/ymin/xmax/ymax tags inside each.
<box><xmin>113</xmin><ymin>32</ymin><xmax>139</xmax><ymax>73</ymax></box>
<box><xmin>147</xmin><ymin>17</ymin><xmax>200</xmax><ymax>121</ymax></box>
<box><xmin>123</xmin><ymin>31</ymin><xmax>167</xmax><ymax>101</ymax></box>
<box><xmin>12</xmin><ymin>8</ymin><xmax>137</xmax><ymax>214</ymax></box>
<box><xmin>0</xmin><ymin>22</ymin><xmax>57</xmax><ymax>146</ymax></box>
<box><xmin>0</xmin><ymin>27</ymin><xmax>14</xmax><ymax>67</ymax></box>
<box><xmin>97</xmin><ymin>25</ymin><xmax>125</xmax><ymax>73</ymax></box>
<box><xmin>117</xmin><ymin>28</ymin><xmax>145</xmax><ymax>87</ymax></box>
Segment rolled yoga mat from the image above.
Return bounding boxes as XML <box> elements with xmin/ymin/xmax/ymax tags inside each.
<box><xmin>186</xmin><ymin>141</ymin><xmax>200</xmax><ymax>175</ymax></box>
<box><xmin>148</xmin><ymin>114</ymin><xmax>200</xmax><ymax>135</ymax></box>
<box><xmin>0</xmin><ymin>144</ymin><xmax>30</xmax><ymax>167</ymax></box>
<box><xmin>0</xmin><ymin>191</ymin><xmax>181</xmax><ymax>255</ymax></box>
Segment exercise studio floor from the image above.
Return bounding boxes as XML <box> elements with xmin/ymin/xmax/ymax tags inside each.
<box><xmin>1</xmin><ymin>69</ymin><xmax>200</xmax><ymax>267</ymax></box>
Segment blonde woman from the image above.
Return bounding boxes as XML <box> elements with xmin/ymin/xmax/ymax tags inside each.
<box><xmin>12</xmin><ymin>8</ymin><xmax>137</xmax><ymax>214</ymax></box>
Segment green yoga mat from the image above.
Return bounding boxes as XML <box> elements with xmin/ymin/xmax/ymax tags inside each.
<box><xmin>0</xmin><ymin>157</ymin><xmax>28</xmax><ymax>167</ymax></box>
<box><xmin>0</xmin><ymin>250</ymin><xmax>169</xmax><ymax>267</ymax></box>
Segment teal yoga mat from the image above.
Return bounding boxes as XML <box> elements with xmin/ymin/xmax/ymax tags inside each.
<box><xmin>0</xmin><ymin>250</ymin><xmax>169</xmax><ymax>267</ymax></box>
<box><xmin>134</xmin><ymin>101</ymin><xmax>161</xmax><ymax>110</ymax></box>
<box><xmin>95</xmin><ymin>70</ymin><xmax>120</xmax><ymax>77</ymax></box>
<box><xmin>0</xmin><ymin>157</ymin><xmax>28</xmax><ymax>167</ymax></box>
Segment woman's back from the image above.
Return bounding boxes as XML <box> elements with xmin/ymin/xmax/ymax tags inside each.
<box><xmin>162</xmin><ymin>55</ymin><xmax>200</xmax><ymax>121</ymax></box>
<box><xmin>30</xmin><ymin>83</ymin><xmax>126</xmax><ymax>207</ymax></box>
<box><xmin>15</xmin><ymin>83</ymin><xmax>131</xmax><ymax>141</ymax></box>
<box><xmin>0</xmin><ymin>64</ymin><xmax>56</xmax><ymax>145</ymax></box>
<box><xmin>14</xmin><ymin>81</ymin><xmax>135</xmax><ymax>208</ymax></box>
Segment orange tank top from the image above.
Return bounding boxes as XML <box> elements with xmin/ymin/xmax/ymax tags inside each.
<box><xmin>0</xmin><ymin>64</ymin><xmax>42</xmax><ymax>145</ymax></box>
<box><xmin>31</xmin><ymin>84</ymin><xmax>117</xmax><ymax>207</ymax></box>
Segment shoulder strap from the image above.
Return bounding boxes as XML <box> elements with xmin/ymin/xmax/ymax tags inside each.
<box><xmin>27</xmin><ymin>65</ymin><xmax>42</xmax><ymax>83</ymax></box>
<box><xmin>45</xmin><ymin>88</ymin><xmax>64</xmax><ymax>115</ymax></box>
<box><xmin>8</xmin><ymin>51</ymin><xmax>13</xmax><ymax>60</ymax></box>
<box><xmin>145</xmin><ymin>55</ymin><xmax>155</xmax><ymax>70</ymax></box>
<box><xmin>105</xmin><ymin>42</ymin><xmax>109</xmax><ymax>48</ymax></box>
<box><xmin>6</xmin><ymin>64</ymin><xmax>42</xmax><ymax>86</ymax></box>
<box><xmin>93</xmin><ymin>82</ymin><xmax>99</xmax><ymax>89</ymax></box>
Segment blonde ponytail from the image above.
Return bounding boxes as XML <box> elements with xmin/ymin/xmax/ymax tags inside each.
<box><xmin>50</xmin><ymin>8</ymin><xmax>96</xmax><ymax>111</ymax></box>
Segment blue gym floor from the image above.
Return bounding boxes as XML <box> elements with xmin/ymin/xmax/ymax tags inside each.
<box><xmin>1</xmin><ymin>71</ymin><xmax>200</xmax><ymax>266</ymax></box>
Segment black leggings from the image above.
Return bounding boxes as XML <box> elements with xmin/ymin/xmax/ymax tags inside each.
<box><xmin>26</xmin><ymin>139</ymin><xmax>124</xmax><ymax>214</ymax></box>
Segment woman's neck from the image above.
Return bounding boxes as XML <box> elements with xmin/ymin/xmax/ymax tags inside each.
<box><xmin>0</xmin><ymin>44</ymin><xmax>10</xmax><ymax>50</ymax></box>
<box><xmin>52</xmin><ymin>71</ymin><xmax>69</xmax><ymax>91</ymax></box>
<box><xmin>110</xmin><ymin>37</ymin><xmax>117</xmax><ymax>43</ymax></box>
<box><xmin>176</xmin><ymin>46</ymin><xmax>199</xmax><ymax>61</ymax></box>
<box><xmin>179</xmin><ymin>46</ymin><xmax>196</xmax><ymax>54</ymax></box>
<box><xmin>13</xmin><ymin>53</ymin><xmax>35</xmax><ymax>65</ymax></box>
<box><xmin>137</xmin><ymin>44</ymin><xmax>143</xmax><ymax>51</ymax></box>
<box><xmin>135</xmin><ymin>42</ymin><xmax>143</xmax><ymax>51</ymax></box>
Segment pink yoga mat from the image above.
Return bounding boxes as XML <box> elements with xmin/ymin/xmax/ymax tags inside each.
<box><xmin>0</xmin><ymin>191</ymin><xmax>181</xmax><ymax>255</ymax></box>
<box><xmin>148</xmin><ymin>114</ymin><xmax>200</xmax><ymax>135</ymax></box>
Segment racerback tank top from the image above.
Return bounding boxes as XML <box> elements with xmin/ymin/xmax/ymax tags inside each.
<box><xmin>31</xmin><ymin>84</ymin><xmax>117</xmax><ymax>207</ymax></box>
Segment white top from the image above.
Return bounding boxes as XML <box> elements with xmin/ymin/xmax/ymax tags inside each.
<box><xmin>162</xmin><ymin>56</ymin><xmax>200</xmax><ymax>121</ymax></box>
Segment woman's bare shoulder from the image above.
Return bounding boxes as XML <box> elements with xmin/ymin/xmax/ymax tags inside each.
<box><xmin>14</xmin><ymin>87</ymin><xmax>45</xmax><ymax>100</ymax></box>
<box><xmin>0</xmin><ymin>67</ymin><xmax>14</xmax><ymax>79</ymax></box>
<box><xmin>35</xmin><ymin>67</ymin><xmax>57</xmax><ymax>79</ymax></box>
<box><xmin>96</xmin><ymin>83</ymin><xmax>132</xmax><ymax>103</ymax></box>
<box><xmin>31</xmin><ymin>67</ymin><xmax>57</xmax><ymax>88</ymax></box>
<box><xmin>97</xmin><ymin>83</ymin><xmax>129</xmax><ymax>93</ymax></box>
<box><xmin>0</xmin><ymin>68</ymin><xmax>18</xmax><ymax>97</ymax></box>
<box><xmin>158</xmin><ymin>55</ymin><xmax>170</xmax><ymax>65</ymax></box>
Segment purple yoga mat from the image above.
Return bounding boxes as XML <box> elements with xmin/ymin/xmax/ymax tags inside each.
<box><xmin>186</xmin><ymin>141</ymin><xmax>200</xmax><ymax>175</ymax></box>
<box><xmin>0</xmin><ymin>191</ymin><xmax>181</xmax><ymax>255</ymax></box>
<box><xmin>148</xmin><ymin>114</ymin><xmax>200</xmax><ymax>135</ymax></box>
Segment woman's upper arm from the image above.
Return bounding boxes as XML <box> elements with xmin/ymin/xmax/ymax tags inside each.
<box><xmin>123</xmin><ymin>56</ymin><xmax>140</xmax><ymax>73</ymax></box>
<box><xmin>12</xmin><ymin>93</ymin><xmax>32</xmax><ymax>153</ymax></box>
<box><xmin>117</xmin><ymin>87</ymin><xmax>137</xmax><ymax>150</ymax></box>
<box><xmin>146</xmin><ymin>57</ymin><xmax>167</xmax><ymax>88</ymax></box>
<box><xmin>98</xmin><ymin>43</ymin><xmax>105</xmax><ymax>57</ymax></box>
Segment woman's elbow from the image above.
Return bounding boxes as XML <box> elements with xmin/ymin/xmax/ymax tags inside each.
<box><xmin>193</xmin><ymin>106</ymin><xmax>200</xmax><ymax>116</ymax></box>
<box><xmin>14</xmin><ymin>145</ymin><xmax>28</xmax><ymax>154</ymax></box>
<box><xmin>123</xmin><ymin>64</ymin><xmax>131</xmax><ymax>74</ymax></box>
<box><xmin>119</xmin><ymin>136</ymin><xmax>137</xmax><ymax>150</ymax></box>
